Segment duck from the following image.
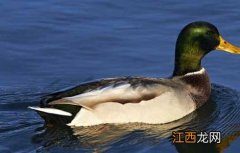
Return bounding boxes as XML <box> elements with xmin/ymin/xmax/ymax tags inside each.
<box><xmin>29</xmin><ymin>21</ymin><xmax>240</xmax><ymax>127</ymax></box>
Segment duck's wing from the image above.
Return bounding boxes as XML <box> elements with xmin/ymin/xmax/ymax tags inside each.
<box><xmin>40</xmin><ymin>77</ymin><xmax>179</xmax><ymax>110</ymax></box>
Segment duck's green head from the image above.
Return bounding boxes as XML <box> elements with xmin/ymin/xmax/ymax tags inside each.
<box><xmin>173</xmin><ymin>21</ymin><xmax>240</xmax><ymax>76</ymax></box>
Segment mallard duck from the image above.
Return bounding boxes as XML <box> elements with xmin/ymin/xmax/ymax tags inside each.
<box><xmin>29</xmin><ymin>21</ymin><xmax>240</xmax><ymax>127</ymax></box>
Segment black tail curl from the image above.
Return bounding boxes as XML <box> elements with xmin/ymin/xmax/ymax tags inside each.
<box><xmin>38</xmin><ymin>96</ymin><xmax>81</xmax><ymax>126</ymax></box>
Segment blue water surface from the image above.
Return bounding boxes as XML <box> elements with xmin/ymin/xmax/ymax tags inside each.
<box><xmin>1</xmin><ymin>0</ymin><xmax>240</xmax><ymax>153</ymax></box>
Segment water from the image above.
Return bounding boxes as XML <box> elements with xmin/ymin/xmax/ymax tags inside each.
<box><xmin>1</xmin><ymin>0</ymin><xmax>240</xmax><ymax>152</ymax></box>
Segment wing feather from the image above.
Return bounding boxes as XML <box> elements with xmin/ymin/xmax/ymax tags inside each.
<box><xmin>48</xmin><ymin>80</ymin><xmax>170</xmax><ymax>108</ymax></box>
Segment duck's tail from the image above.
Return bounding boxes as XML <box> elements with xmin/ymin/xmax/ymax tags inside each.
<box><xmin>28</xmin><ymin>106</ymin><xmax>72</xmax><ymax>116</ymax></box>
<box><xmin>29</xmin><ymin>105</ymin><xmax>81</xmax><ymax>126</ymax></box>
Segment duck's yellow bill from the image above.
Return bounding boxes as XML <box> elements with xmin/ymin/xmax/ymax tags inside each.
<box><xmin>216</xmin><ymin>36</ymin><xmax>240</xmax><ymax>54</ymax></box>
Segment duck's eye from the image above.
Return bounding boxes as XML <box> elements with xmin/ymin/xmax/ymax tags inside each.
<box><xmin>206</xmin><ymin>31</ymin><xmax>213</xmax><ymax>35</ymax></box>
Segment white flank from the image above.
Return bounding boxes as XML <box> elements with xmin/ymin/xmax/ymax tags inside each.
<box><xmin>68</xmin><ymin>91</ymin><xmax>196</xmax><ymax>127</ymax></box>
<box><xmin>28</xmin><ymin>106</ymin><xmax>72</xmax><ymax>116</ymax></box>
<box><xmin>184</xmin><ymin>68</ymin><xmax>205</xmax><ymax>76</ymax></box>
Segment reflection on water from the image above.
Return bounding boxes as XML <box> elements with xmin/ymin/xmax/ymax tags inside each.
<box><xmin>29</xmin><ymin>84</ymin><xmax>240</xmax><ymax>153</ymax></box>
